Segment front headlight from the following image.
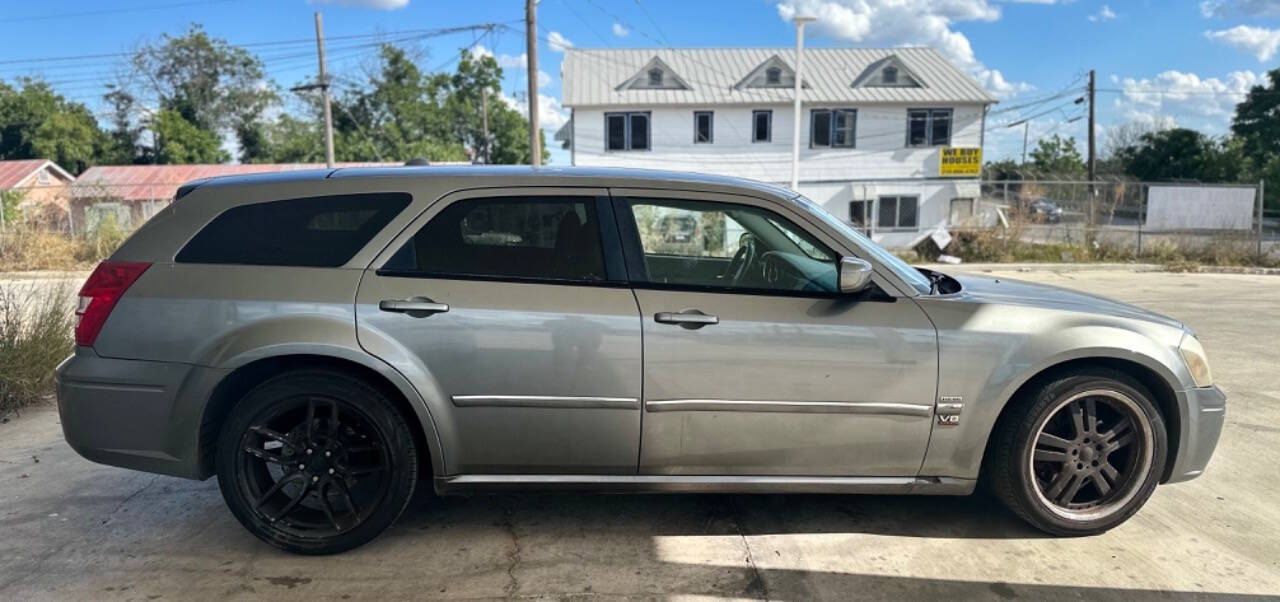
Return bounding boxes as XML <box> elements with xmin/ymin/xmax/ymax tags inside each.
<box><xmin>1179</xmin><ymin>334</ymin><xmax>1214</xmax><ymax>388</ymax></box>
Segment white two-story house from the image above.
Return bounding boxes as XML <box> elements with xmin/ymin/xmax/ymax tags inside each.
<box><xmin>558</xmin><ymin>47</ymin><xmax>996</xmax><ymax>248</ymax></box>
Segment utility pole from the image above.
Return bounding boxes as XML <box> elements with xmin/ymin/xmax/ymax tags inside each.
<box><xmin>525</xmin><ymin>0</ymin><xmax>541</xmax><ymax>167</ymax></box>
<box><xmin>1087</xmin><ymin>69</ymin><xmax>1096</xmax><ymax>183</ymax></box>
<box><xmin>790</xmin><ymin>15</ymin><xmax>815</xmax><ymax>191</ymax></box>
<box><xmin>1021</xmin><ymin>120</ymin><xmax>1029</xmax><ymax>164</ymax></box>
<box><xmin>315</xmin><ymin>12</ymin><xmax>335</xmax><ymax>168</ymax></box>
<box><xmin>481</xmin><ymin>87</ymin><xmax>490</xmax><ymax>164</ymax></box>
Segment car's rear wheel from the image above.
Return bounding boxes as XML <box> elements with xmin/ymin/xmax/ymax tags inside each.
<box><xmin>215</xmin><ymin>370</ymin><xmax>417</xmax><ymax>554</ymax></box>
<box><xmin>987</xmin><ymin>368</ymin><xmax>1166</xmax><ymax>536</ymax></box>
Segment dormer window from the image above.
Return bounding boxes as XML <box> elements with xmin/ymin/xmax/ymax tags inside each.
<box><xmin>882</xmin><ymin>66</ymin><xmax>898</xmax><ymax>84</ymax></box>
<box><xmin>648</xmin><ymin>68</ymin><xmax>663</xmax><ymax>87</ymax></box>
<box><xmin>618</xmin><ymin>58</ymin><xmax>690</xmax><ymax>91</ymax></box>
<box><xmin>765</xmin><ymin>67</ymin><xmax>781</xmax><ymax>85</ymax></box>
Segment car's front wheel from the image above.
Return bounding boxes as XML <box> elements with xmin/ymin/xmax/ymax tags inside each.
<box><xmin>987</xmin><ymin>368</ymin><xmax>1167</xmax><ymax>536</ymax></box>
<box><xmin>215</xmin><ymin>370</ymin><xmax>418</xmax><ymax>554</ymax></box>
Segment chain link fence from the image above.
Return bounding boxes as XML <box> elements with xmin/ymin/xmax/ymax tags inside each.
<box><xmin>2</xmin><ymin>178</ymin><xmax>1277</xmax><ymax>270</ymax></box>
<box><xmin>1</xmin><ymin>182</ymin><xmax>179</xmax><ymax>271</ymax></box>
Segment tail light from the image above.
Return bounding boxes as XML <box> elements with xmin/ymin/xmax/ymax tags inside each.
<box><xmin>75</xmin><ymin>261</ymin><xmax>151</xmax><ymax>347</ymax></box>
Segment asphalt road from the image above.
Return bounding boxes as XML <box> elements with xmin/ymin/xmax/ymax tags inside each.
<box><xmin>2</xmin><ymin>268</ymin><xmax>1279</xmax><ymax>601</ymax></box>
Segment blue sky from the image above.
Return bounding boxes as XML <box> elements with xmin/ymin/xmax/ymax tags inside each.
<box><xmin>2</xmin><ymin>0</ymin><xmax>1277</xmax><ymax>166</ymax></box>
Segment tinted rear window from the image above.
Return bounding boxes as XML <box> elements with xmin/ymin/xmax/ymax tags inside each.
<box><xmin>176</xmin><ymin>193</ymin><xmax>410</xmax><ymax>267</ymax></box>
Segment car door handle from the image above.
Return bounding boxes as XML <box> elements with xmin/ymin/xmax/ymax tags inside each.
<box><xmin>379</xmin><ymin>298</ymin><xmax>450</xmax><ymax>314</ymax></box>
<box><xmin>654</xmin><ymin>310</ymin><xmax>719</xmax><ymax>328</ymax></box>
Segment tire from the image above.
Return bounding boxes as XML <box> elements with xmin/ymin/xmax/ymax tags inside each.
<box><xmin>215</xmin><ymin>369</ymin><xmax>418</xmax><ymax>554</ymax></box>
<box><xmin>986</xmin><ymin>367</ymin><xmax>1167</xmax><ymax>536</ymax></box>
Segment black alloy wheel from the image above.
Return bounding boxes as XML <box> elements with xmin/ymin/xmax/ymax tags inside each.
<box><xmin>216</xmin><ymin>370</ymin><xmax>418</xmax><ymax>554</ymax></box>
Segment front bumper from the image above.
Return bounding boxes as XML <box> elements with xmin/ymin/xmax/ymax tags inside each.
<box><xmin>1164</xmin><ymin>384</ymin><xmax>1226</xmax><ymax>483</ymax></box>
<box><xmin>55</xmin><ymin>348</ymin><xmax>228</xmax><ymax>479</ymax></box>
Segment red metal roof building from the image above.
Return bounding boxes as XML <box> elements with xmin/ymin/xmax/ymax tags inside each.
<box><xmin>71</xmin><ymin>162</ymin><xmax>400</xmax><ymax>202</ymax></box>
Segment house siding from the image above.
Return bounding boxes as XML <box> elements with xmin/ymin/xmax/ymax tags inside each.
<box><xmin>571</xmin><ymin>102</ymin><xmax>986</xmax><ymax>248</ymax></box>
<box><xmin>573</xmin><ymin>103</ymin><xmax>983</xmax><ymax>181</ymax></box>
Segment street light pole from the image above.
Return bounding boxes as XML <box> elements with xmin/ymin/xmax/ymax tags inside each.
<box><xmin>790</xmin><ymin>15</ymin><xmax>815</xmax><ymax>191</ymax></box>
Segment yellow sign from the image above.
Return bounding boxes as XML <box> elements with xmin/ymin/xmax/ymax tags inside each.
<box><xmin>940</xmin><ymin>147</ymin><xmax>982</xmax><ymax>177</ymax></box>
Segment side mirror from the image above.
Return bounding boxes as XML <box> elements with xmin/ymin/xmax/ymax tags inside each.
<box><xmin>838</xmin><ymin>256</ymin><xmax>875</xmax><ymax>294</ymax></box>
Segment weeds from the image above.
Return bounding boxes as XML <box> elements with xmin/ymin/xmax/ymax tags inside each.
<box><xmin>0</xmin><ymin>282</ymin><xmax>75</xmax><ymax>416</ymax></box>
<box><xmin>916</xmin><ymin>222</ymin><xmax>1279</xmax><ymax>269</ymax></box>
<box><xmin>0</xmin><ymin>223</ymin><xmax>123</xmax><ymax>272</ymax></box>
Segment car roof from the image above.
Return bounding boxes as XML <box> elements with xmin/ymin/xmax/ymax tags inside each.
<box><xmin>185</xmin><ymin>165</ymin><xmax>799</xmax><ymax>201</ymax></box>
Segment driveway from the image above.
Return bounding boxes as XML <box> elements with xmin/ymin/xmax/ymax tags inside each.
<box><xmin>2</xmin><ymin>268</ymin><xmax>1278</xmax><ymax>600</ymax></box>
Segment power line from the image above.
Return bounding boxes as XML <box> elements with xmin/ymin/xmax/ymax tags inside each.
<box><xmin>0</xmin><ymin>0</ymin><xmax>239</xmax><ymax>24</ymax></box>
<box><xmin>0</xmin><ymin>24</ymin><xmax>509</xmax><ymax>67</ymax></box>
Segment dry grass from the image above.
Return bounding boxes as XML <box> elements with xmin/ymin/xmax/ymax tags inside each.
<box><xmin>917</xmin><ymin>222</ymin><xmax>1279</xmax><ymax>269</ymax></box>
<box><xmin>0</xmin><ymin>220</ymin><xmax>126</xmax><ymax>272</ymax></box>
<box><xmin>0</xmin><ymin>282</ymin><xmax>74</xmax><ymax>417</ymax></box>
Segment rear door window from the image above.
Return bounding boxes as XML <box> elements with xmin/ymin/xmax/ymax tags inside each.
<box><xmin>381</xmin><ymin>196</ymin><xmax>608</xmax><ymax>283</ymax></box>
<box><xmin>176</xmin><ymin>193</ymin><xmax>410</xmax><ymax>267</ymax></box>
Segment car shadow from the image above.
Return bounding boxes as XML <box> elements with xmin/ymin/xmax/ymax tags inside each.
<box><xmin>394</xmin><ymin>486</ymin><xmax>1046</xmax><ymax>540</ymax></box>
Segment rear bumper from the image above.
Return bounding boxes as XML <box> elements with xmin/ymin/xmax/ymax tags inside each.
<box><xmin>55</xmin><ymin>349</ymin><xmax>228</xmax><ymax>479</ymax></box>
<box><xmin>1165</xmin><ymin>385</ymin><xmax>1226</xmax><ymax>484</ymax></box>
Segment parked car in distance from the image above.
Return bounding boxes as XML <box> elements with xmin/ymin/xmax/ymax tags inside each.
<box><xmin>1010</xmin><ymin>197</ymin><xmax>1065</xmax><ymax>223</ymax></box>
<box><xmin>56</xmin><ymin>166</ymin><xmax>1224</xmax><ymax>554</ymax></box>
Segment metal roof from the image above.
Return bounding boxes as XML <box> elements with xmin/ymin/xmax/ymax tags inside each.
<box><xmin>0</xmin><ymin>159</ymin><xmax>73</xmax><ymax>189</ymax></box>
<box><xmin>562</xmin><ymin>47</ymin><xmax>997</xmax><ymax>107</ymax></box>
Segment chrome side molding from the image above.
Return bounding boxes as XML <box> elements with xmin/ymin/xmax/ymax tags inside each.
<box><xmin>644</xmin><ymin>398</ymin><xmax>933</xmax><ymax>417</ymax></box>
<box><xmin>451</xmin><ymin>395</ymin><xmax>640</xmax><ymax>410</ymax></box>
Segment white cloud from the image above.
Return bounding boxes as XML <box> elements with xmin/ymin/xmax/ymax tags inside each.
<box><xmin>1199</xmin><ymin>0</ymin><xmax>1280</xmax><ymax>18</ymax></box>
<box><xmin>309</xmin><ymin>0</ymin><xmax>409</xmax><ymax>9</ymax></box>
<box><xmin>472</xmin><ymin>45</ymin><xmax>528</xmax><ymax>70</ymax></box>
<box><xmin>1087</xmin><ymin>4</ymin><xmax>1116</xmax><ymax>21</ymax></box>
<box><xmin>774</xmin><ymin>0</ymin><xmax>1030</xmax><ymax>97</ymax></box>
<box><xmin>502</xmin><ymin>92</ymin><xmax>570</xmax><ymax>130</ymax></box>
<box><xmin>547</xmin><ymin>31</ymin><xmax>574</xmax><ymax>52</ymax></box>
<box><xmin>537</xmin><ymin>70</ymin><xmax>552</xmax><ymax>88</ymax></box>
<box><xmin>612</xmin><ymin>22</ymin><xmax>630</xmax><ymax>37</ymax></box>
<box><xmin>1113</xmin><ymin>70</ymin><xmax>1262</xmax><ymax>127</ymax></box>
<box><xmin>1205</xmin><ymin>25</ymin><xmax>1280</xmax><ymax>61</ymax></box>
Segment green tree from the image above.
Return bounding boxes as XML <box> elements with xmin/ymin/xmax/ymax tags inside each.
<box><xmin>1029</xmin><ymin>135</ymin><xmax>1085</xmax><ymax>176</ymax></box>
<box><xmin>126</xmin><ymin>24</ymin><xmax>277</xmax><ymax>162</ymax></box>
<box><xmin>1232</xmin><ymin>68</ymin><xmax>1280</xmax><ymax>160</ymax></box>
<box><xmin>442</xmin><ymin>49</ymin><xmax>546</xmax><ymax>164</ymax></box>
<box><xmin>1116</xmin><ymin>128</ymin><xmax>1243</xmax><ymax>182</ymax></box>
<box><xmin>0</xmin><ymin>80</ymin><xmax>108</xmax><ymax>173</ymax></box>
<box><xmin>147</xmin><ymin>109</ymin><xmax>227</xmax><ymax>164</ymax></box>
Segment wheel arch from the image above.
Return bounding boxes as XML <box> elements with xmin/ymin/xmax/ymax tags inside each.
<box><xmin>197</xmin><ymin>352</ymin><xmax>445</xmax><ymax>481</ymax></box>
<box><xmin>985</xmin><ymin>356</ymin><xmax>1182</xmax><ymax>483</ymax></box>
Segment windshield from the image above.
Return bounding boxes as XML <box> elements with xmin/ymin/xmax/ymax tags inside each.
<box><xmin>789</xmin><ymin>195</ymin><xmax>933</xmax><ymax>295</ymax></box>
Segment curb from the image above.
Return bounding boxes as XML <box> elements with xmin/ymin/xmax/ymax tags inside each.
<box><xmin>921</xmin><ymin>262</ymin><xmax>1280</xmax><ymax>276</ymax></box>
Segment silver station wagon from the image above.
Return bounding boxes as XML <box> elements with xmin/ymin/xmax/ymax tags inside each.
<box><xmin>56</xmin><ymin>166</ymin><xmax>1225</xmax><ymax>554</ymax></box>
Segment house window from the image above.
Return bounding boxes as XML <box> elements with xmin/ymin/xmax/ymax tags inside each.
<box><xmin>37</xmin><ymin>170</ymin><xmax>51</xmax><ymax>185</ymax></box>
<box><xmin>765</xmin><ymin>67</ymin><xmax>782</xmax><ymax>85</ymax></box>
<box><xmin>877</xmin><ymin>196</ymin><xmax>919</xmax><ymax>230</ymax></box>
<box><xmin>849</xmin><ymin>200</ymin><xmax>871</xmax><ymax>233</ymax></box>
<box><xmin>605</xmin><ymin>112</ymin><xmax>651</xmax><ymax>151</ymax></box>
<box><xmin>907</xmin><ymin>109</ymin><xmax>952</xmax><ymax>147</ymax></box>
<box><xmin>648</xmin><ymin>68</ymin><xmax>663</xmax><ymax>87</ymax></box>
<box><xmin>752</xmin><ymin>110</ymin><xmax>772</xmax><ymax>143</ymax></box>
<box><xmin>810</xmin><ymin>108</ymin><xmax>856</xmax><ymax>148</ymax></box>
<box><xmin>882</xmin><ymin>66</ymin><xmax>898</xmax><ymax>84</ymax></box>
<box><xmin>693</xmin><ymin>111</ymin><xmax>713</xmax><ymax>144</ymax></box>
<box><xmin>950</xmin><ymin>197</ymin><xmax>974</xmax><ymax>224</ymax></box>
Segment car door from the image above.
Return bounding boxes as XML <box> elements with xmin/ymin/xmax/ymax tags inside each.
<box><xmin>356</xmin><ymin>188</ymin><xmax>642</xmax><ymax>475</ymax></box>
<box><xmin>611</xmin><ymin>189</ymin><xmax>938</xmax><ymax>477</ymax></box>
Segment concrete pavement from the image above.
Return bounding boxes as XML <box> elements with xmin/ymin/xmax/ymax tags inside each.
<box><xmin>2</xmin><ymin>268</ymin><xmax>1279</xmax><ymax>600</ymax></box>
